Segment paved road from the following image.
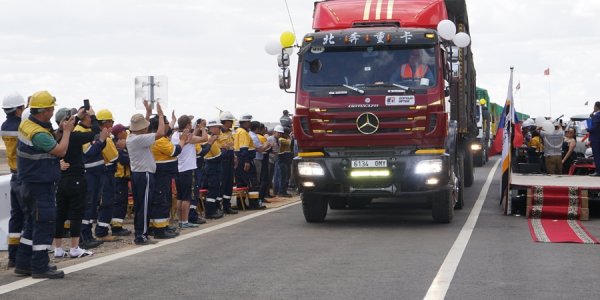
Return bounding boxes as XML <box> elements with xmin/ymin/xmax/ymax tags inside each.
<box><xmin>1</xmin><ymin>159</ymin><xmax>600</xmax><ymax>299</ymax></box>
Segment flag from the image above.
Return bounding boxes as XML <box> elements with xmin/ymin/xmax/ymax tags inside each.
<box><xmin>515</xmin><ymin>82</ymin><xmax>520</xmax><ymax>91</ymax></box>
<box><xmin>544</xmin><ymin>68</ymin><xmax>550</xmax><ymax>76</ymax></box>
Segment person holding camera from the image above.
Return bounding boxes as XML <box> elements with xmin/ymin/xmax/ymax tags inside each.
<box><xmin>53</xmin><ymin>106</ymin><xmax>105</xmax><ymax>258</ymax></box>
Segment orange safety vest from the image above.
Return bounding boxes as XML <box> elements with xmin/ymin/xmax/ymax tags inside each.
<box><xmin>400</xmin><ymin>64</ymin><xmax>429</xmax><ymax>79</ymax></box>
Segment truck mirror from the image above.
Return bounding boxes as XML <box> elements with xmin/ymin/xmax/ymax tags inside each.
<box><xmin>278</xmin><ymin>53</ymin><xmax>290</xmax><ymax>68</ymax></box>
<box><xmin>279</xmin><ymin>68</ymin><xmax>292</xmax><ymax>90</ymax></box>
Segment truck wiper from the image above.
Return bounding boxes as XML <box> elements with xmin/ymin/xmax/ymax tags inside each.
<box><xmin>342</xmin><ymin>84</ymin><xmax>365</xmax><ymax>95</ymax></box>
<box><xmin>366</xmin><ymin>82</ymin><xmax>415</xmax><ymax>94</ymax></box>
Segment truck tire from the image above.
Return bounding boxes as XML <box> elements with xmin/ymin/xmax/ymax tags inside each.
<box><xmin>432</xmin><ymin>189</ymin><xmax>454</xmax><ymax>223</ymax></box>
<box><xmin>454</xmin><ymin>150</ymin><xmax>465</xmax><ymax>210</ymax></box>
<box><xmin>463</xmin><ymin>147</ymin><xmax>474</xmax><ymax>187</ymax></box>
<box><xmin>329</xmin><ymin>197</ymin><xmax>347</xmax><ymax>210</ymax></box>
<box><xmin>347</xmin><ymin>198</ymin><xmax>371</xmax><ymax>209</ymax></box>
<box><xmin>474</xmin><ymin>151</ymin><xmax>484</xmax><ymax>167</ymax></box>
<box><xmin>302</xmin><ymin>193</ymin><xmax>328</xmax><ymax>223</ymax></box>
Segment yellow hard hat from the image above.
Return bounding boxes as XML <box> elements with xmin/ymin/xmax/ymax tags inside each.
<box><xmin>479</xmin><ymin>99</ymin><xmax>487</xmax><ymax>106</ymax></box>
<box><xmin>29</xmin><ymin>91</ymin><xmax>57</xmax><ymax>109</ymax></box>
<box><xmin>96</xmin><ymin>109</ymin><xmax>114</xmax><ymax>121</ymax></box>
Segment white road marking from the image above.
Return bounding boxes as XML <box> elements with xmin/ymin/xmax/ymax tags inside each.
<box><xmin>424</xmin><ymin>158</ymin><xmax>501</xmax><ymax>300</ymax></box>
<box><xmin>0</xmin><ymin>201</ymin><xmax>301</xmax><ymax>295</ymax></box>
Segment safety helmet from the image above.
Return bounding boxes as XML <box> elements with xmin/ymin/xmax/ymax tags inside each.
<box><xmin>274</xmin><ymin>125</ymin><xmax>285</xmax><ymax>133</ymax></box>
<box><xmin>585</xmin><ymin>147</ymin><xmax>593</xmax><ymax>159</ymax></box>
<box><xmin>29</xmin><ymin>91</ymin><xmax>57</xmax><ymax>109</ymax></box>
<box><xmin>239</xmin><ymin>113</ymin><xmax>252</xmax><ymax>122</ymax></box>
<box><xmin>96</xmin><ymin>109</ymin><xmax>114</xmax><ymax>121</ymax></box>
<box><xmin>206</xmin><ymin>118</ymin><xmax>221</xmax><ymax>127</ymax></box>
<box><xmin>2</xmin><ymin>93</ymin><xmax>26</xmax><ymax>110</ymax></box>
<box><xmin>54</xmin><ymin>107</ymin><xmax>76</xmax><ymax>124</ymax></box>
<box><xmin>220</xmin><ymin>111</ymin><xmax>235</xmax><ymax>121</ymax></box>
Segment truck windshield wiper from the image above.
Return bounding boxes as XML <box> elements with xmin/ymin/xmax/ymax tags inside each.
<box><xmin>365</xmin><ymin>82</ymin><xmax>415</xmax><ymax>94</ymax></box>
<box><xmin>342</xmin><ymin>84</ymin><xmax>365</xmax><ymax>95</ymax></box>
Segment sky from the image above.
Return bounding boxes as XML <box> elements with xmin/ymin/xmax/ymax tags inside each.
<box><xmin>1</xmin><ymin>0</ymin><xmax>599</xmax><ymax>126</ymax></box>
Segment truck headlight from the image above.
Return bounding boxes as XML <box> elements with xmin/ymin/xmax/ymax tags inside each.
<box><xmin>471</xmin><ymin>144</ymin><xmax>482</xmax><ymax>151</ymax></box>
<box><xmin>298</xmin><ymin>162</ymin><xmax>325</xmax><ymax>177</ymax></box>
<box><xmin>415</xmin><ymin>159</ymin><xmax>443</xmax><ymax>174</ymax></box>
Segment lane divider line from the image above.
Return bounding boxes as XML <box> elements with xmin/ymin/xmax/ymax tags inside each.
<box><xmin>424</xmin><ymin>158</ymin><xmax>501</xmax><ymax>300</ymax></box>
<box><xmin>0</xmin><ymin>201</ymin><xmax>301</xmax><ymax>295</ymax></box>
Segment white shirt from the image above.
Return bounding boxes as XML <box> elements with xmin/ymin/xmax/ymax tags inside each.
<box><xmin>171</xmin><ymin>131</ymin><xmax>197</xmax><ymax>172</ymax></box>
<box><xmin>126</xmin><ymin>133</ymin><xmax>156</xmax><ymax>173</ymax></box>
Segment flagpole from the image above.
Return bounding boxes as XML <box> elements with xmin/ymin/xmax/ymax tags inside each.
<box><xmin>547</xmin><ymin>68</ymin><xmax>552</xmax><ymax>117</ymax></box>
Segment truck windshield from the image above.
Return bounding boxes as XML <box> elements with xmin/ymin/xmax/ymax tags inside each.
<box><xmin>301</xmin><ymin>46</ymin><xmax>437</xmax><ymax>91</ymax></box>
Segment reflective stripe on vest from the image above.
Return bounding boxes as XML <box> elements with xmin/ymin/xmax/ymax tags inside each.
<box><xmin>400</xmin><ymin>64</ymin><xmax>429</xmax><ymax>79</ymax></box>
<box><xmin>17</xmin><ymin>149</ymin><xmax>54</xmax><ymax>160</ymax></box>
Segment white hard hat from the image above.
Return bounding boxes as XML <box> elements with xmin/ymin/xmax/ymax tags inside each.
<box><xmin>274</xmin><ymin>125</ymin><xmax>285</xmax><ymax>133</ymax></box>
<box><xmin>585</xmin><ymin>148</ymin><xmax>593</xmax><ymax>158</ymax></box>
<box><xmin>239</xmin><ymin>113</ymin><xmax>252</xmax><ymax>122</ymax></box>
<box><xmin>219</xmin><ymin>111</ymin><xmax>235</xmax><ymax>121</ymax></box>
<box><xmin>2</xmin><ymin>93</ymin><xmax>26</xmax><ymax>111</ymax></box>
<box><xmin>206</xmin><ymin>118</ymin><xmax>221</xmax><ymax>127</ymax></box>
<box><xmin>522</xmin><ymin>118</ymin><xmax>535</xmax><ymax>128</ymax></box>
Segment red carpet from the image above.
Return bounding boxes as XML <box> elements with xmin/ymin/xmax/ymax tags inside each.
<box><xmin>527</xmin><ymin>186</ymin><xmax>599</xmax><ymax>244</ymax></box>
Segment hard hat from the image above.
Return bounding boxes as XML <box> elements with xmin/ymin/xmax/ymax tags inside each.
<box><xmin>239</xmin><ymin>113</ymin><xmax>252</xmax><ymax>122</ymax></box>
<box><xmin>96</xmin><ymin>109</ymin><xmax>114</xmax><ymax>121</ymax></box>
<box><xmin>220</xmin><ymin>111</ymin><xmax>235</xmax><ymax>121</ymax></box>
<box><xmin>274</xmin><ymin>125</ymin><xmax>285</xmax><ymax>133</ymax></box>
<box><xmin>522</xmin><ymin>118</ymin><xmax>535</xmax><ymax>128</ymax></box>
<box><xmin>206</xmin><ymin>118</ymin><xmax>221</xmax><ymax>127</ymax></box>
<box><xmin>29</xmin><ymin>91</ymin><xmax>57</xmax><ymax>109</ymax></box>
<box><xmin>2</xmin><ymin>93</ymin><xmax>26</xmax><ymax>110</ymax></box>
<box><xmin>585</xmin><ymin>148</ymin><xmax>593</xmax><ymax>159</ymax></box>
<box><xmin>479</xmin><ymin>99</ymin><xmax>487</xmax><ymax>106</ymax></box>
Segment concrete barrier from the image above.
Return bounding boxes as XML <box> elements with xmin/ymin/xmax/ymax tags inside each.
<box><xmin>0</xmin><ymin>174</ymin><xmax>12</xmax><ymax>250</ymax></box>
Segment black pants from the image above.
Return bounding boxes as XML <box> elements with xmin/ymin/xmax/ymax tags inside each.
<box><xmin>55</xmin><ymin>175</ymin><xmax>87</xmax><ymax>238</ymax></box>
<box><xmin>112</xmin><ymin>177</ymin><xmax>129</xmax><ymax>229</ymax></box>
<box><xmin>8</xmin><ymin>173</ymin><xmax>24</xmax><ymax>262</ymax></box>
<box><xmin>131</xmin><ymin>172</ymin><xmax>155</xmax><ymax>238</ymax></box>
<box><xmin>259</xmin><ymin>155</ymin><xmax>270</xmax><ymax>199</ymax></box>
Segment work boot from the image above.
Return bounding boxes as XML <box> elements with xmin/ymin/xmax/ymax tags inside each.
<box><xmin>190</xmin><ymin>216</ymin><xmax>207</xmax><ymax>225</ymax></box>
<box><xmin>134</xmin><ymin>236</ymin><xmax>158</xmax><ymax>245</ymax></box>
<box><xmin>112</xmin><ymin>227</ymin><xmax>132</xmax><ymax>236</ymax></box>
<box><xmin>15</xmin><ymin>264</ymin><xmax>57</xmax><ymax>276</ymax></box>
<box><xmin>206</xmin><ymin>210</ymin><xmax>224</xmax><ymax>219</ymax></box>
<box><xmin>80</xmin><ymin>238</ymin><xmax>103</xmax><ymax>249</ymax></box>
<box><xmin>154</xmin><ymin>228</ymin><xmax>179</xmax><ymax>239</ymax></box>
<box><xmin>32</xmin><ymin>269</ymin><xmax>64</xmax><ymax>279</ymax></box>
<box><xmin>223</xmin><ymin>207</ymin><xmax>238</xmax><ymax>215</ymax></box>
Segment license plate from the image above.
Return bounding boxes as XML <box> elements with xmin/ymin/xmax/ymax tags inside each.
<box><xmin>351</xmin><ymin>160</ymin><xmax>387</xmax><ymax>168</ymax></box>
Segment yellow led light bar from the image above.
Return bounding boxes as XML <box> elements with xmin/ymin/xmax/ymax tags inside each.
<box><xmin>415</xmin><ymin>149</ymin><xmax>446</xmax><ymax>155</ymax></box>
<box><xmin>298</xmin><ymin>152</ymin><xmax>325</xmax><ymax>158</ymax></box>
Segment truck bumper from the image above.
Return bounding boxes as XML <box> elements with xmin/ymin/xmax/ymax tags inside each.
<box><xmin>293</xmin><ymin>155</ymin><xmax>452</xmax><ymax>198</ymax></box>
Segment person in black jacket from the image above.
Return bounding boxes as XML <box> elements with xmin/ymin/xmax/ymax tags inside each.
<box><xmin>53</xmin><ymin>107</ymin><xmax>109</xmax><ymax>258</ymax></box>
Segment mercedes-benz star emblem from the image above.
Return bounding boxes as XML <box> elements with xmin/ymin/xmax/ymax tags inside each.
<box><xmin>356</xmin><ymin>112</ymin><xmax>379</xmax><ymax>135</ymax></box>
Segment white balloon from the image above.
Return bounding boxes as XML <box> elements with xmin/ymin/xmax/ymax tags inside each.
<box><xmin>534</xmin><ymin>115</ymin><xmax>546</xmax><ymax>127</ymax></box>
<box><xmin>541</xmin><ymin>120</ymin><xmax>555</xmax><ymax>134</ymax></box>
<box><xmin>437</xmin><ymin>20</ymin><xmax>456</xmax><ymax>40</ymax></box>
<box><xmin>453</xmin><ymin>32</ymin><xmax>471</xmax><ymax>48</ymax></box>
<box><xmin>265</xmin><ymin>40</ymin><xmax>282</xmax><ymax>56</ymax></box>
<box><xmin>284</xmin><ymin>47</ymin><xmax>294</xmax><ymax>56</ymax></box>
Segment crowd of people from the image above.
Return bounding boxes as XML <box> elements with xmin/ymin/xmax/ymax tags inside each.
<box><xmin>1</xmin><ymin>91</ymin><xmax>298</xmax><ymax>279</ymax></box>
<box><xmin>517</xmin><ymin>101</ymin><xmax>600</xmax><ymax>176</ymax></box>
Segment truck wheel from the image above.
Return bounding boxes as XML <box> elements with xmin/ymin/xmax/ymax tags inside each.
<box><xmin>454</xmin><ymin>150</ymin><xmax>465</xmax><ymax>210</ymax></box>
<box><xmin>474</xmin><ymin>151</ymin><xmax>483</xmax><ymax>167</ymax></box>
<box><xmin>347</xmin><ymin>198</ymin><xmax>371</xmax><ymax>209</ymax></box>
<box><xmin>432</xmin><ymin>190</ymin><xmax>454</xmax><ymax>223</ymax></box>
<box><xmin>302</xmin><ymin>193</ymin><xmax>328</xmax><ymax>223</ymax></box>
<box><xmin>463</xmin><ymin>148</ymin><xmax>474</xmax><ymax>187</ymax></box>
<box><xmin>329</xmin><ymin>197</ymin><xmax>347</xmax><ymax>210</ymax></box>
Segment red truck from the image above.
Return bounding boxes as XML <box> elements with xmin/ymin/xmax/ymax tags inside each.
<box><xmin>277</xmin><ymin>0</ymin><xmax>477</xmax><ymax>223</ymax></box>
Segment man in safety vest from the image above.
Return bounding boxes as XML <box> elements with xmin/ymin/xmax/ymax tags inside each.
<box><xmin>1</xmin><ymin>93</ymin><xmax>26</xmax><ymax>268</ymax></box>
<box><xmin>392</xmin><ymin>49</ymin><xmax>434</xmax><ymax>86</ymax></box>
<box><xmin>14</xmin><ymin>91</ymin><xmax>73</xmax><ymax>279</ymax></box>
<box><xmin>217</xmin><ymin>111</ymin><xmax>238</xmax><ymax>215</ymax></box>
<box><xmin>95</xmin><ymin>109</ymin><xmax>120</xmax><ymax>240</ymax></box>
